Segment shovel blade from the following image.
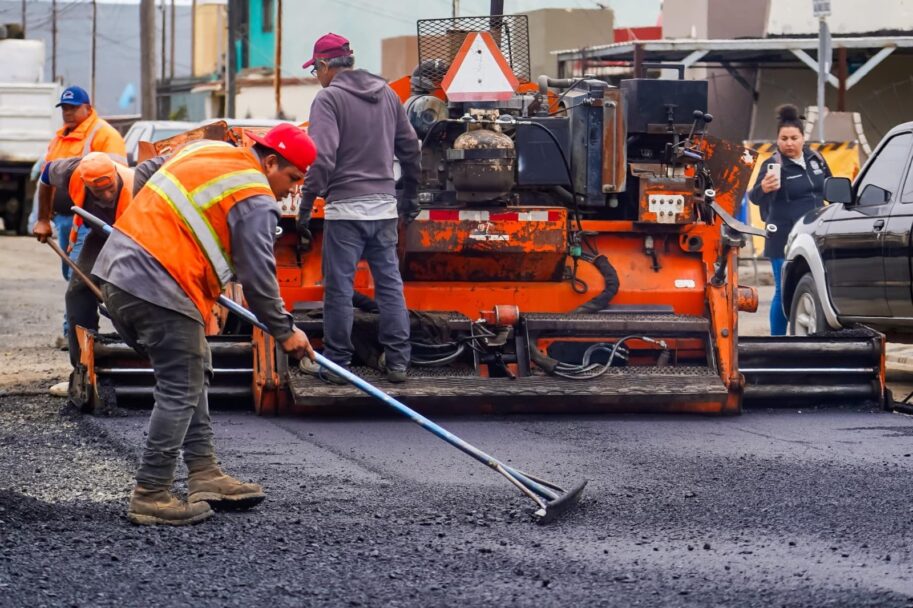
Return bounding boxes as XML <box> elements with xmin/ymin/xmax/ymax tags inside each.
<box><xmin>534</xmin><ymin>480</ymin><xmax>587</xmax><ymax>525</ymax></box>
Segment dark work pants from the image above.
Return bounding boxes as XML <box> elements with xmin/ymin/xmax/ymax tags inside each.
<box><xmin>100</xmin><ymin>283</ymin><xmax>216</xmax><ymax>489</ymax></box>
<box><xmin>66</xmin><ymin>234</ymin><xmax>104</xmax><ymax>368</ymax></box>
<box><xmin>322</xmin><ymin>219</ymin><xmax>411</xmax><ymax>370</ymax></box>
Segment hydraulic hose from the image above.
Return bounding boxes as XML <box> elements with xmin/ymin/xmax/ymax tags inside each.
<box><xmin>571</xmin><ymin>255</ymin><xmax>620</xmax><ymax>314</ymax></box>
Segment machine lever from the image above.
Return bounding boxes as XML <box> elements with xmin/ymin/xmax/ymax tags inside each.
<box><xmin>707</xmin><ymin>196</ymin><xmax>768</xmax><ymax>238</ymax></box>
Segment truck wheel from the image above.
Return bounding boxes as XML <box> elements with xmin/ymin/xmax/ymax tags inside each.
<box><xmin>788</xmin><ymin>273</ymin><xmax>827</xmax><ymax>336</ymax></box>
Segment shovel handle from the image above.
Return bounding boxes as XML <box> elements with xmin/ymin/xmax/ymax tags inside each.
<box><xmin>46</xmin><ymin>239</ymin><xmax>104</xmax><ymax>301</ymax></box>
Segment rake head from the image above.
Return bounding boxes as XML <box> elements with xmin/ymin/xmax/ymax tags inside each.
<box><xmin>533</xmin><ymin>480</ymin><xmax>588</xmax><ymax>525</ymax></box>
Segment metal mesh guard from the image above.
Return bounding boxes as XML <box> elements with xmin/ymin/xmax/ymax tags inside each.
<box><xmin>416</xmin><ymin>15</ymin><xmax>531</xmax><ymax>88</ymax></box>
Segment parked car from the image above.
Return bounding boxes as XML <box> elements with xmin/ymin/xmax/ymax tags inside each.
<box><xmin>781</xmin><ymin>122</ymin><xmax>913</xmax><ymax>339</ymax></box>
<box><xmin>123</xmin><ymin>120</ymin><xmax>196</xmax><ymax>165</ymax></box>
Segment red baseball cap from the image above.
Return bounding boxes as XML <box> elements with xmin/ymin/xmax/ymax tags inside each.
<box><xmin>247</xmin><ymin>124</ymin><xmax>318</xmax><ymax>173</ymax></box>
<box><xmin>302</xmin><ymin>33</ymin><xmax>353</xmax><ymax>69</ymax></box>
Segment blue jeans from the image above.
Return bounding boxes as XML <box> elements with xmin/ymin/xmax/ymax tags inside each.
<box><xmin>769</xmin><ymin>257</ymin><xmax>787</xmax><ymax>336</ymax></box>
<box><xmin>51</xmin><ymin>216</ymin><xmax>88</xmax><ymax>337</ymax></box>
<box><xmin>52</xmin><ymin>214</ymin><xmax>74</xmax><ymax>281</ymax></box>
<box><xmin>322</xmin><ymin>219</ymin><xmax>411</xmax><ymax>370</ymax></box>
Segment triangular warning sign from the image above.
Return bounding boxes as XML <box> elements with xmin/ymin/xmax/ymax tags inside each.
<box><xmin>441</xmin><ymin>31</ymin><xmax>520</xmax><ymax>102</ymax></box>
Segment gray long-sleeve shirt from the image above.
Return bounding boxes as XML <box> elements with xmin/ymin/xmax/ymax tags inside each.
<box><xmin>133</xmin><ymin>155</ymin><xmax>167</xmax><ymax>196</ymax></box>
<box><xmin>92</xmin><ymin>195</ymin><xmax>294</xmax><ymax>342</ymax></box>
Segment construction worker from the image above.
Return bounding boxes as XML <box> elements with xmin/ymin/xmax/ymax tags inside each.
<box><xmin>296</xmin><ymin>33</ymin><xmax>422</xmax><ymax>384</ymax></box>
<box><xmin>92</xmin><ymin>124</ymin><xmax>317</xmax><ymax>526</ymax></box>
<box><xmin>33</xmin><ymin>153</ymin><xmax>134</xmax><ymax>387</ymax></box>
<box><xmin>39</xmin><ymin>85</ymin><xmax>126</xmax><ymax>351</ymax></box>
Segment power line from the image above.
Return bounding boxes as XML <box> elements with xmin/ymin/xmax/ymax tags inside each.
<box><xmin>326</xmin><ymin>0</ymin><xmax>416</xmax><ymax>24</ymax></box>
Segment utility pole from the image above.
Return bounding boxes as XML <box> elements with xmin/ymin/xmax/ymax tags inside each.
<box><xmin>140</xmin><ymin>0</ymin><xmax>157</xmax><ymax>119</ymax></box>
<box><xmin>91</xmin><ymin>0</ymin><xmax>97</xmax><ymax>101</ymax></box>
<box><xmin>813</xmin><ymin>0</ymin><xmax>831</xmax><ymax>142</ymax></box>
<box><xmin>170</xmin><ymin>0</ymin><xmax>176</xmax><ymax>80</ymax></box>
<box><xmin>226</xmin><ymin>0</ymin><xmax>238</xmax><ymax>118</ymax></box>
<box><xmin>160</xmin><ymin>0</ymin><xmax>167</xmax><ymax>82</ymax></box>
<box><xmin>51</xmin><ymin>0</ymin><xmax>57</xmax><ymax>81</ymax></box>
<box><xmin>452</xmin><ymin>0</ymin><xmax>459</xmax><ymax>18</ymax></box>
<box><xmin>191</xmin><ymin>0</ymin><xmax>197</xmax><ymax>77</ymax></box>
<box><xmin>20</xmin><ymin>0</ymin><xmax>25</xmax><ymax>37</ymax></box>
<box><xmin>273</xmin><ymin>0</ymin><xmax>283</xmax><ymax>118</ymax></box>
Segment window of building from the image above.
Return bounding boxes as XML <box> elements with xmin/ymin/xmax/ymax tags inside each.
<box><xmin>262</xmin><ymin>0</ymin><xmax>274</xmax><ymax>33</ymax></box>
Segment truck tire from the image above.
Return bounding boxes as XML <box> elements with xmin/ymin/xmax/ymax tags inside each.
<box><xmin>788</xmin><ymin>273</ymin><xmax>827</xmax><ymax>336</ymax></box>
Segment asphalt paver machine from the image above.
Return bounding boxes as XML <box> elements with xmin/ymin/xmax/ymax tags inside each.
<box><xmin>72</xmin><ymin>14</ymin><xmax>886</xmax><ymax>416</ymax></box>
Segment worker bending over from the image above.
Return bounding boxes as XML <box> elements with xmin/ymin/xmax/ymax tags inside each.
<box><xmin>33</xmin><ymin>152</ymin><xmax>134</xmax><ymax>389</ymax></box>
<box><xmin>92</xmin><ymin>124</ymin><xmax>317</xmax><ymax>526</ymax></box>
<box><xmin>42</xmin><ymin>85</ymin><xmax>127</xmax><ymax>351</ymax></box>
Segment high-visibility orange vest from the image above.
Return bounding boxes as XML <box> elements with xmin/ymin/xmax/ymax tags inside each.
<box><xmin>67</xmin><ymin>163</ymin><xmax>135</xmax><ymax>250</ymax></box>
<box><xmin>45</xmin><ymin>109</ymin><xmax>127</xmax><ymax>166</ymax></box>
<box><xmin>115</xmin><ymin>140</ymin><xmax>275</xmax><ymax>320</ymax></box>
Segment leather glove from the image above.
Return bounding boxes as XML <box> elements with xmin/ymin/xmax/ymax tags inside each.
<box><xmin>297</xmin><ymin>194</ymin><xmax>316</xmax><ymax>252</ymax></box>
<box><xmin>398</xmin><ymin>197</ymin><xmax>421</xmax><ymax>225</ymax></box>
<box><xmin>296</xmin><ymin>217</ymin><xmax>312</xmax><ymax>252</ymax></box>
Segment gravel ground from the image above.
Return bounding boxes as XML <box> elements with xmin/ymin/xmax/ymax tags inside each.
<box><xmin>3</xmin><ymin>236</ymin><xmax>913</xmax><ymax>607</ymax></box>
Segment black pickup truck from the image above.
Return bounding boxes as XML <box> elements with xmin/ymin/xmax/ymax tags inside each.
<box><xmin>781</xmin><ymin>122</ymin><xmax>913</xmax><ymax>338</ymax></box>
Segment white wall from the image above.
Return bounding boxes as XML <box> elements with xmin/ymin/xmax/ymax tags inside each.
<box><xmin>235</xmin><ymin>82</ymin><xmax>322</xmax><ymax>122</ymax></box>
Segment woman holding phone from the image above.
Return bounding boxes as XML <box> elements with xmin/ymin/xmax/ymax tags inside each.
<box><xmin>749</xmin><ymin>104</ymin><xmax>832</xmax><ymax>335</ymax></box>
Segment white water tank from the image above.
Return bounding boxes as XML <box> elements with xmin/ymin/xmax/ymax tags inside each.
<box><xmin>0</xmin><ymin>39</ymin><xmax>45</xmax><ymax>84</ymax></box>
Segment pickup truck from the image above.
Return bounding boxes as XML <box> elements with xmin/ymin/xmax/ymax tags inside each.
<box><xmin>782</xmin><ymin>122</ymin><xmax>913</xmax><ymax>339</ymax></box>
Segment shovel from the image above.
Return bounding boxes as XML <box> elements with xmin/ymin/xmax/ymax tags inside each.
<box><xmin>43</xmin><ymin>237</ymin><xmax>110</xmax><ymax>319</ymax></box>
<box><xmin>72</xmin><ymin>206</ymin><xmax>587</xmax><ymax>523</ymax></box>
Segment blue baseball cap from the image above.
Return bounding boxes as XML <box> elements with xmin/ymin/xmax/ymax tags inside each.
<box><xmin>56</xmin><ymin>86</ymin><xmax>91</xmax><ymax>107</ymax></box>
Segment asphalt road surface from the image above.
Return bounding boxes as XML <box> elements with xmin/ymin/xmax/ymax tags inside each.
<box><xmin>2</xmin><ymin>236</ymin><xmax>913</xmax><ymax>607</ymax></box>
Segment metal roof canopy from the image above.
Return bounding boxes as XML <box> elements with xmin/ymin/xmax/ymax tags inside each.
<box><xmin>554</xmin><ymin>36</ymin><xmax>913</xmax><ymax>101</ymax></box>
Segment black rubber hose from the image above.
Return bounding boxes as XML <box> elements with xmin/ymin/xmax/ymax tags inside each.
<box><xmin>571</xmin><ymin>255</ymin><xmax>620</xmax><ymax>314</ymax></box>
<box><xmin>529</xmin><ymin>347</ymin><xmax>561</xmax><ymax>374</ymax></box>
<box><xmin>550</xmin><ymin>186</ymin><xmax>574</xmax><ymax>205</ymax></box>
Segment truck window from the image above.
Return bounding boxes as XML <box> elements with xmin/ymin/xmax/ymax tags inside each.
<box><xmin>856</xmin><ymin>132</ymin><xmax>912</xmax><ymax>206</ymax></box>
<box><xmin>901</xmin><ymin>135</ymin><xmax>913</xmax><ymax>203</ymax></box>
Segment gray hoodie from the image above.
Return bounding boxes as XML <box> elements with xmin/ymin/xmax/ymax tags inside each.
<box><xmin>302</xmin><ymin>69</ymin><xmax>421</xmax><ymax>207</ymax></box>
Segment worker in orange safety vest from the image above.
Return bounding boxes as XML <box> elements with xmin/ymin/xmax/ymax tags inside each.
<box><xmin>33</xmin><ymin>152</ymin><xmax>135</xmax><ymax>394</ymax></box>
<box><xmin>92</xmin><ymin>124</ymin><xmax>317</xmax><ymax>526</ymax></box>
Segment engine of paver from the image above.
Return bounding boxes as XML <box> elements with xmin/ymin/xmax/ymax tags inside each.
<box><xmin>73</xmin><ymin>15</ymin><xmax>886</xmax><ymax>416</ymax></box>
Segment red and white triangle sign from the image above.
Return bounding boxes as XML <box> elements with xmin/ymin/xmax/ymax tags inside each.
<box><xmin>441</xmin><ymin>31</ymin><xmax>520</xmax><ymax>102</ymax></box>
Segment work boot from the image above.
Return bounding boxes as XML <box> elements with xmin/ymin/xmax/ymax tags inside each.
<box><xmin>378</xmin><ymin>354</ymin><xmax>408</xmax><ymax>383</ymax></box>
<box><xmin>386</xmin><ymin>368</ymin><xmax>408</xmax><ymax>384</ymax></box>
<box><xmin>187</xmin><ymin>462</ymin><xmax>265</xmax><ymax>510</ymax></box>
<box><xmin>318</xmin><ymin>368</ymin><xmax>348</xmax><ymax>386</ymax></box>
<box><xmin>127</xmin><ymin>485</ymin><xmax>213</xmax><ymax>526</ymax></box>
<box><xmin>48</xmin><ymin>381</ymin><xmax>69</xmax><ymax>397</ymax></box>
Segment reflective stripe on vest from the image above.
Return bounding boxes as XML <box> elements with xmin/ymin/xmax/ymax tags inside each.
<box><xmin>144</xmin><ymin>169</ymin><xmax>236</xmax><ymax>285</ymax></box>
<box><xmin>192</xmin><ymin>169</ymin><xmax>271</xmax><ymax>210</ymax></box>
<box><xmin>82</xmin><ymin>122</ymin><xmax>104</xmax><ymax>156</ymax></box>
<box><xmin>173</xmin><ymin>139</ymin><xmax>230</xmax><ymax>161</ymax></box>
